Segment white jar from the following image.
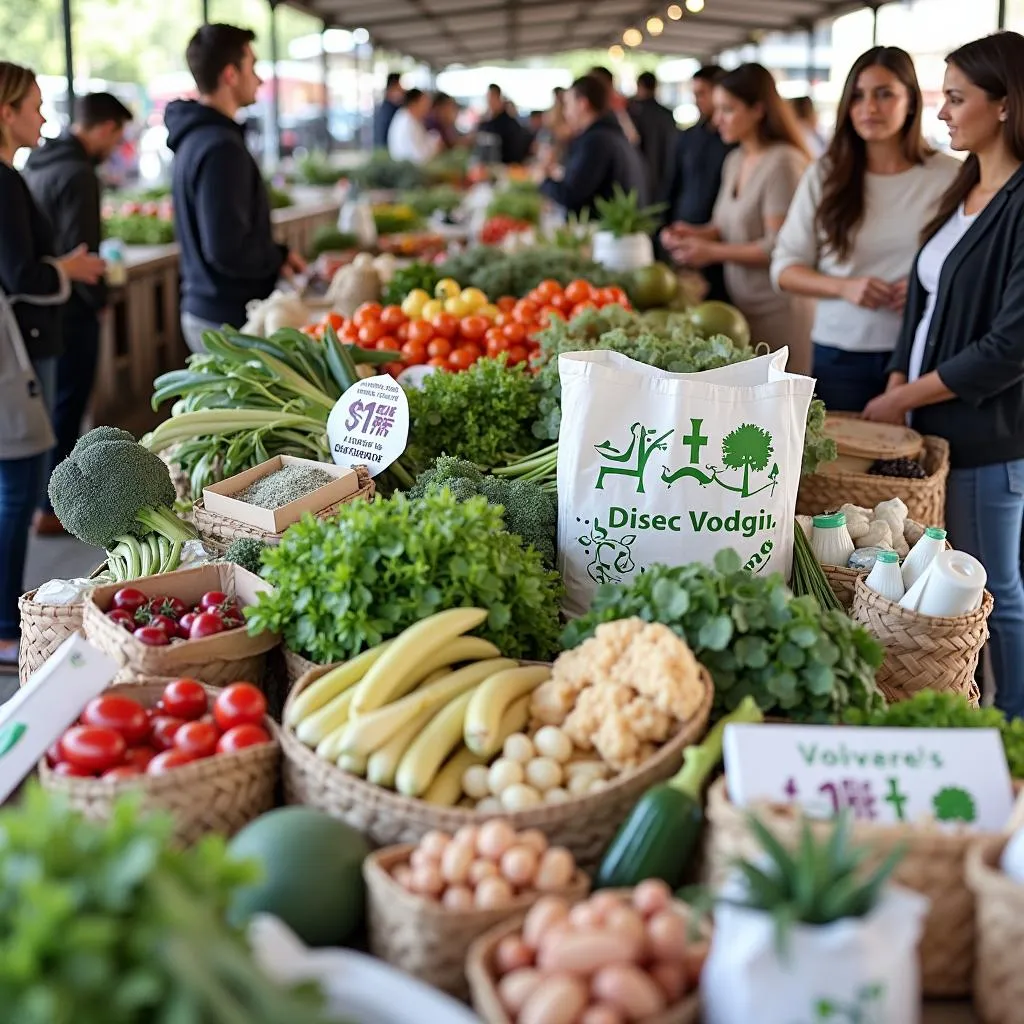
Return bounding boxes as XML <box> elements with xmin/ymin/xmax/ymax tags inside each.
<box><xmin>865</xmin><ymin>550</ymin><xmax>905</xmax><ymax>602</ymax></box>
<box><xmin>901</xmin><ymin>526</ymin><xmax>946</xmax><ymax>589</ymax></box>
<box><xmin>591</xmin><ymin>230</ymin><xmax>654</xmax><ymax>273</ymax></box>
<box><xmin>810</xmin><ymin>512</ymin><xmax>855</xmax><ymax>568</ymax></box>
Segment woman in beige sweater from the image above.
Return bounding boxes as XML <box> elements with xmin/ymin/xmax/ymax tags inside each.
<box><xmin>664</xmin><ymin>63</ymin><xmax>813</xmax><ymax>374</ymax></box>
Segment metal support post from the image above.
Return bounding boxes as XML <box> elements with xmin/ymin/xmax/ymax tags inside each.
<box><xmin>62</xmin><ymin>0</ymin><xmax>75</xmax><ymax>121</ymax></box>
<box><xmin>321</xmin><ymin>20</ymin><xmax>332</xmax><ymax>152</ymax></box>
<box><xmin>872</xmin><ymin>4</ymin><xmax>879</xmax><ymax>44</ymax></box>
<box><xmin>201</xmin><ymin>0</ymin><xmax>210</xmax><ymax>22</ymax></box>
<box><xmin>998</xmin><ymin>0</ymin><xmax>1007</xmax><ymax>28</ymax></box>
<box><xmin>805</xmin><ymin>22</ymin><xmax>815</xmax><ymax>90</ymax></box>
<box><xmin>267</xmin><ymin>0</ymin><xmax>281</xmax><ymax>168</ymax></box>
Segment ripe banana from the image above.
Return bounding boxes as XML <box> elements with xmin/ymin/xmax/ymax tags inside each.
<box><xmin>285</xmin><ymin>640</ymin><xmax>393</xmax><ymax>727</ymax></box>
<box><xmin>350</xmin><ymin>608</ymin><xmax>489</xmax><ymax>715</ymax></box>
<box><xmin>464</xmin><ymin>665</ymin><xmax>552</xmax><ymax>756</ymax></box>
<box><xmin>366</xmin><ymin>707</ymin><xmax>438</xmax><ymax>787</ymax></box>
<box><xmin>396</xmin><ymin>690</ymin><xmax>474</xmax><ymax>797</ymax></box>
<box><xmin>339</xmin><ymin>657</ymin><xmax>516</xmax><ymax>758</ymax></box>
<box><xmin>295</xmin><ymin>687</ymin><xmax>357</xmax><ymax>747</ymax></box>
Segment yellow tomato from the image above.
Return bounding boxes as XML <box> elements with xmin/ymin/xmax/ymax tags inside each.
<box><xmin>459</xmin><ymin>287</ymin><xmax>488</xmax><ymax>310</ymax></box>
<box><xmin>444</xmin><ymin>296</ymin><xmax>471</xmax><ymax>318</ymax></box>
<box><xmin>401</xmin><ymin>288</ymin><xmax>430</xmax><ymax>318</ymax></box>
<box><xmin>434</xmin><ymin>278</ymin><xmax>461</xmax><ymax>300</ymax></box>
<box><xmin>477</xmin><ymin>303</ymin><xmax>500</xmax><ymax>321</ymax></box>
<box><xmin>421</xmin><ymin>298</ymin><xmax>445</xmax><ymax>320</ymax></box>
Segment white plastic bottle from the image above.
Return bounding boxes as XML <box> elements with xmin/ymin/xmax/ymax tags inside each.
<box><xmin>810</xmin><ymin>512</ymin><xmax>855</xmax><ymax>567</ymax></box>
<box><xmin>901</xmin><ymin>526</ymin><xmax>947</xmax><ymax>589</ymax></box>
<box><xmin>865</xmin><ymin>550</ymin><xmax>905</xmax><ymax>602</ymax></box>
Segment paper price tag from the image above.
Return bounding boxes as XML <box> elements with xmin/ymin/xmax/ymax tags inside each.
<box><xmin>724</xmin><ymin>723</ymin><xmax>1016</xmax><ymax>833</ymax></box>
<box><xmin>327</xmin><ymin>375</ymin><xmax>410</xmax><ymax>478</ymax></box>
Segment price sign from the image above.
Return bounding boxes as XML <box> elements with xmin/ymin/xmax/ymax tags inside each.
<box><xmin>724</xmin><ymin>723</ymin><xmax>1016</xmax><ymax>832</ymax></box>
<box><xmin>327</xmin><ymin>375</ymin><xmax>410</xmax><ymax>478</ymax></box>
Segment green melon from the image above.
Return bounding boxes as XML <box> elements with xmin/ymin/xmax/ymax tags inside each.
<box><xmin>689</xmin><ymin>301</ymin><xmax>751</xmax><ymax>347</ymax></box>
<box><xmin>227</xmin><ymin>807</ymin><xmax>370</xmax><ymax>947</ymax></box>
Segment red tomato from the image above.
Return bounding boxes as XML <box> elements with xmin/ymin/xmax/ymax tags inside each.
<box><xmin>147</xmin><ymin>749</ymin><xmax>196</xmax><ymax>775</ymax></box>
<box><xmin>214</xmin><ymin>683</ymin><xmax>267</xmax><ymax>731</ymax></box>
<box><xmin>81</xmin><ymin>695</ymin><xmax>150</xmax><ymax>745</ymax></box>
<box><xmin>133</xmin><ymin>626</ymin><xmax>169</xmax><ymax>646</ymax></box>
<box><xmin>513</xmin><ymin>300</ymin><xmax>539</xmax><ymax>324</ymax></box>
<box><xmin>506</xmin><ymin>344</ymin><xmax>529</xmax><ymax>365</ymax></box>
<box><xmin>198</xmin><ymin>591</ymin><xmax>227</xmax><ymax>612</ymax></box>
<box><xmin>406</xmin><ymin>320</ymin><xmax>434</xmax><ymax>346</ymax></box>
<box><xmin>352</xmin><ymin>302</ymin><xmax>383</xmax><ymax>327</ymax></box>
<box><xmin>177</xmin><ymin>612</ymin><xmax>196</xmax><ymax>639</ymax></box>
<box><xmin>550</xmin><ymin>293</ymin><xmax>574</xmax><ymax>314</ymax></box>
<box><xmin>534</xmin><ymin>279</ymin><xmax>562</xmax><ymax>302</ymax></box>
<box><xmin>149</xmin><ymin>595</ymin><xmax>188</xmax><ymax>620</ymax></box>
<box><xmin>174</xmin><ymin>720</ymin><xmax>220</xmax><ymax>760</ymax></box>
<box><xmin>217</xmin><ymin>724</ymin><xmax>272</xmax><ymax>753</ymax></box>
<box><xmin>340</xmin><ymin>323</ymin><xmax>360</xmax><ymax>343</ymax></box>
<box><xmin>149</xmin><ymin>614</ymin><xmax>179</xmax><ymax>637</ymax></box>
<box><xmin>150</xmin><ymin>715</ymin><xmax>186</xmax><ymax>751</ymax></box>
<box><xmin>59</xmin><ymin>725</ymin><xmax>126</xmax><ymax>774</ymax></box>
<box><xmin>430</xmin><ymin>313</ymin><xmax>459</xmax><ymax>340</ymax></box>
<box><xmin>427</xmin><ymin>337</ymin><xmax>452</xmax><ymax>359</ymax></box>
<box><xmin>45</xmin><ymin>741</ymin><xmax>63</xmax><ymax>767</ymax></box>
<box><xmin>325</xmin><ymin>311</ymin><xmax>345</xmax><ymax>330</ymax></box>
<box><xmin>357</xmin><ymin>321</ymin><xmax>386</xmax><ymax>346</ymax></box>
<box><xmin>486</xmin><ymin>335</ymin><xmax>509</xmax><ymax>357</ymax></box>
<box><xmin>395</xmin><ymin>321</ymin><xmax>410</xmax><ymax>343</ymax></box>
<box><xmin>162</xmin><ymin>679</ymin><xmax>207</xmax><ymax>720</ymax></box>
<box><xmin>572</xmin><ymin>301</ymin><xmax>599</xmax><ymax>318</ymax></box>
<box><xmin>103</xmin><ymin>765</ymin><xmax>143</xmax><ymax>780</ymax></box>
<box><xmin>52</xmin><ymin>761</ymin><xmax>94</xmax><ymax>777</ymax></box>
<box><xmin>382</xmin><ymin>361</ymin><xmax>405</xmax><ymax>377</ymax></box>
<box><xmin>502</xmin><ymin>322</ymin><xmax>527</xmax><ymax>344</ymax></box>
<box><xmin>496</xmin><ymin>295</ymin><xmax>517</xmax><ymax>312</ymax></box>
<box><xmin>376</xmin><ymin>335</ymin><xmax>401</xmax><ymax>352</ymax></box>
<box><xmin>189</xmin><ymin>612</ymin><xmax>225</xmax><ymax>640</ymax></box>
<box><xmin>124</xmin><ymin>746</ymin><xmax>157</xmax><ymax>770</ymax></box>
<box><xmin>112</xmin><ymin>587</ymin><xmax>148</xmax><ymax>613</ymax></box>
<box><xmin>448</xmin><ymin>346</ymin><xmax>478</xmax><ymax>371</ymax></box>
<box><xmin>602</xmin><ymin>286</ymin><xmax>630</xmax><ymax>306</ymax></box>
<box><xmin>427</xmin><ymin>356</ymin><xmax>449</xmax><ymax>369</ymax></box>
<box><xmin>379</xmin><ymin>305</ymin><xmax>407</xmax><ymax>330</ymax></box>
<box><xmin>107</xmin><ymin>608</ymin><xmax>136</xmax><ymax>631</ymax></box>
<box><xmin>459</xmin><ymin>315</ymin><xmax>489</xmax><ymax>342</ymax></box>
<box><xmin>493</xmin><ymin>311</ymin><xmax>511</xmax><ymax>328</ymax></box>
<box><xmin>401</xmin><ymin>339</ymin><xmax>428</xmax><ymax>364</ymax></box>
<box><xmin>564</xmin><ymin>279</ymin><xmax>595</xmax><ymax>305</ymax></box>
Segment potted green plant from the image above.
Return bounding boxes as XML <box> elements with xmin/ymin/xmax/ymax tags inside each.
<box><xmin>699</xmin><ymin>812</ymin><xmax>927</xmax><ymax>1024</ymax></box>
<box><xmin>591</xmin><ymin>185</ymin><xmax>666</xmax><ymax>273</ymax></box>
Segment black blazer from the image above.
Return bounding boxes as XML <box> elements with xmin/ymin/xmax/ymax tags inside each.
<box><xmin>888</xmin><ymin>163</ymin><xmax>1024</xmax><ymax>469</ymax></box>
<box><xmin>0</xmin><ymin>162</ymin><xmax>67</xmax><ymax>360</ymax></box>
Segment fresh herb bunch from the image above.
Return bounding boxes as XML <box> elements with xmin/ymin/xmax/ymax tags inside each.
<box><xmin>382</xmin><ymin>261</ymin><xmax>442</xmax><ymax>306</ymax></box>
<box><xmin>594</xmin><ymin>184</ymin><xmax>667</xmax><ymax>238</ymax></box>
<box><xmin>399</xmin><ymin>185</ymin><xmax>463</xmax><ymax>219</ymax></box>
<box><xmin>561</xmin><ymin>550</ymin><xmax>885</xmax><ymax>721</ymax></box>
<box><xmin>408</xmin><ymin>455</ymin><xmax>558</xmax><ymax>566</ymax></box>
<box><xmin>486</xmin><ymin>187</ymin><xmax>543</xmax><ymax>225</ymax></box>
<box><xmin>307</xmin><ymin>226</ymin><xmax>359</xmax><ymax>259</ymax></box>
<box><xmin>103</xmin><ymin>214</ymin><xmax>175</xmax><ymax>246</ymax></box>
<box><xmin>346</xmin><ymin>149</ymin><xmax>425</xmax><ymax>190</ymax></box>
<box><xmin>224</xmin><ymin>536</ymin><xmax>269</xmax><ymax>576</ymax></box>
<box><xmin>372</xmin><ymin>203</ymin><xmax>422</xmax><ymax>236</ymax></box>
<box><xmin>843</xmin><ymin>689</ymin><xmax>1024</xmax><ymax>778</ymax></box>
<box><xmin>405</xmin><ymin>356</ymin><xmax>542</xmax><ymax>472</ymax></box>
<box><xmin>437</xmin><ymin>246</ymin><xmax>616</xmax><ymax>299</ymax></box>
<box><xmin>0</xmin><ymin>784</ymin><xmax>333</xmax><ymax>1024</ymax></box>
<box><xmin>296</xmin><ymin>151</ymin><xmax>344</xmax><ymax>186</ymax></box>
<box><xmin>247</xmin><ymin>490</ymin><xmax>563</xmax><ymax>663</ymax></box>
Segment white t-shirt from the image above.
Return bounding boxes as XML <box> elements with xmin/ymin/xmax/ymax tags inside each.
<box><xmin>907</xmin><ymin>204</ymin><xmax>978</xmax><ymax>382</ymax></box>
<box><xmin>387</xmin><ymin>109</ymin><xmax>441</xmax><ymax>165</ymax></box>
<box><xmin>771</xmin><ymin>154</ymin><xmax>959</xmax><ymax>353</ymax></box>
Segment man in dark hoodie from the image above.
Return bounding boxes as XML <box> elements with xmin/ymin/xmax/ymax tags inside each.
<box><xmin>538</xmin><ymin>75</ymin><xmax>648</xmax><ymax>218</ymax></box>
<box><xmin>23</xmin><ymin>91</ymin><xmax>133</xmax><ymax>536</ymax></box>
<box><xmin>165</xmin><ymin>23</ymin><xmax>304</xmax><ymax>353</ymax></box>
<box><xmin>629</xmin><ymin>71</ymin><xmax>678</xmax><ymax>202</ymax></box>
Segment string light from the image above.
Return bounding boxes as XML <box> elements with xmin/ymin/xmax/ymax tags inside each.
<box><xmin>623</xmin><ymin>27</ymin><xmax>643</xmax><ymax>46</ymax></box>
<box><xmin>608</xmin><ymin>44</ymin><xmax>625</xmax><ymax>61</ymax></box>
<box><xmin>666</xmin><ymin>4</ymin><xmax>683</xmax><ymax>18</ymax></box>
<box><xmin>646</xmin><ymin>16</ymin><xmax>664</xmax><ymax>34</ymax></box>
<box><xmin>685</xmin><ymin>0</ymin><xmax>704</xmax><ymax>11</ymax></box>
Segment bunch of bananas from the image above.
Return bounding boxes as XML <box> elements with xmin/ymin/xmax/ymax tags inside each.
<box><xmin>285</xmin><ymin>608</ymin><xmax>550</xmax><ymax>806</ymax></box>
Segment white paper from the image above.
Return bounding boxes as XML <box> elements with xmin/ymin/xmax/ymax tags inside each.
<box><xmin>327</xmin><ymin>374</ymin><xmax>410</xmax><ymax>479</ymax></box>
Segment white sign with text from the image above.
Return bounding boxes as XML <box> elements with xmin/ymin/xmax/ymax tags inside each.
<box><xmin>327</xmin><ymin>375</ymin><xmax>409</xmax><ymax>478</ymax></box>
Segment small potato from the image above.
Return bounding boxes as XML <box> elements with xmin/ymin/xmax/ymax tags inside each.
<box><xmin>632</xmin><ymin>878</ymin><xmax>672</xmax><ymax>918</ymax></box>
<box><xmin>568</xmin><ymin>773</ymin><xmax>600</xmax><ymax>796</ymax></box>
<box><xmin>462</xmin><ymin>764</ymin><xmax>491</xmax><ymax>800</ymax></box>
<box><xmin>523</xmin><ymin>895</ymin><xmax>570</xmax><ymax>949</ymax></box>
<box><xmin>488</xmin><ymin>758</ymin><xmax>524</xmax><ymax>795</ymax></box>
<box><xmin>533</xmin><ymin>725</ymin><xmax>574</xmax><ymax>763</ymax></box>
<box><xmin>519</xmin><ymin>974</ymin><xmax>589</xmax><ymax>1024</ymax></box>
<box><xmin>501</xmin><ymin>783</ymin><xmax>543</xmax><ymax>812</ymax></box>
<box><xmin>500</xmin><ymin>845</ymin><xmax>539</xmax><ymax>888</ymax></box>
<box><xmin>497</xmin><ymin>968</ymin><xmax>544</xmax><ymax>1014</ymax></box>
<box><xmin>419</xmin><ymin>830</ymin><xmax>451</xmax><ymax>859</ymax></box>
<box><xmin>588</xmin><ymin>778</ymin><xmax>608</xmax><ymax>794</ymax></box>
<box><xmin>477</xmin><ymin>819</ymin><xmax>517</xmax><ymax>860</ymax></box>
<box><xmin>441</xmin><ymin>885</ymin><xmax>475</xmax><ymax>911</ymax></box>
<box><xmin>391</xmin><ymin>865</ymin><xmax>414</xmax><ymax>890</ymax></box>
<box><xmin>647</xmin><ymin>910</ymin><xmax>688</xmax><ymax>962</ymax></box>
<box><xmin>503</xmin><ymin>732</ymin><xmax>536</xmax><ymax>764</ymax></box>
<box><xmin>440</xmin><ymin>840</ymin><xmax>474</xmax><ymax>886</ymax></box>
<box><xmin>603</xmin><ymin>905</ymin><xmax>646</xmax><ymax>952</ymax></box>
<box><xmin>539</xmin><ymin>930</ymin><xmax>641</xmax><ymax>974</ymax></box>
<box><xmin>525</xmin><ymin>757</ymin><xmax>563</xmax><ymax>792</ymax></box>
<box><xmin>544</xmin><ymin>786</ymin><xmax>570</xmax><ymax>805</ymax></box>
<box><xmin>495</xmin><ymin>934</ymin><xmax>534</xmax><ymax>974</ymax></box>
<box><xmin>468</xmin><ymin>859</ymin><xmax>499</xmax><ymax>886</ymax></box>
<box><xmin>565</xmin><ymin>759</ymin><xmax>609</xmax><ymax>781</ymax></box>
<box><xmin>409</xmin><ymin>847</ymin><xmax>438</xmax><ymax>870</ymax></box>
<box><xmin>409</xmin><ymin>863</ymin><xmax>444</xmax><ymax>897</ymax></box>
<box><xmin>534</xmin><ymin>847</ymin><xmax>576</xmax><ymax>892</ymax></box>
<box><xmin>518</xmin><ymin>828</ymin><xmax>549</xmax><ymax>855</ymax></box>
<box><xmin>592</xmin><ymin>964</ymin><xmax>667</xmax><ymax>1020</ymax></box>
<box><xmin>588</xmin><ymin>892</ymin><xmax>627</xmax><ymax>917</ymax></box>
<box><xmin>569</xmin><ymin>902</ymin><xmax>605</xmax><ymax>931</ymax></box>
<box><xmin>650</xmin><ymin>961</ymin><xmax>687</xmax><ymax>1003</ymax></box>
<box><xmin>475</xmin><ymin>876</ymin><xmax>515</xmax><ymax>910</ymax></box>
<box><xmin>580</xmin><ymin>1004</ymin><xmax>626</xmax><ymax>1024</ymax></box>
<box><xmin>476</xmin><ymin>796</ymin><xmax>503</xmax><ymax>814</ymax></box>
<box><xmin>453</xmin><ymin>824</ymin><xmax>479</xmax><ymax>847</ymax></box>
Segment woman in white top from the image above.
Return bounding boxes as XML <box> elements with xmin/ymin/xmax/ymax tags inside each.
<box><xmin>773</xmin><ymin>47</ymin><xmax>959</xmax><ymax>411</ymax></box>
<box><xmin>387</xmin><ymin>89</ymin><xmax>442</xmax><ymax>165</ymax></box>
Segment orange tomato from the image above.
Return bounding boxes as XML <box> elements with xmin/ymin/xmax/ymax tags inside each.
<box><xmin>596</xmin><ymin>286</ymin><xmax>624</xmax><ymax>306</ymax></box>
<box><xmin>401</xmin><ymin>339</ymin><xmax>428</xmax><ymax>364</ymax></box>
<box><xmin>534</xmin><ymin>279</ymin><xmax>562</xmax><ymax>302</ymax></box>
<box><xmin>572</xmin><ymin>301</ymin><xmax>599</xmax><ymax>318</ymax></box>
<box><xmin>340</xmin><ymin>322</ymin><xmax>360</xmax><ymax>342</ymax></box>
<box><xmin>427</xmin><ymin>356</ymin><xmax>449</xmax><ymax>369</ymax></box>
<box><xmin>427</xmin><ymin>337</ymin><xmax>453</xmax><ymax>359</ymax></box>
<box><xmin>376</xmin><ymin>335</ymin><xmax>401</xmax><ymax>352</ymax></box>
<box><xmin>353</xmin><ymin>303</ymin><xmax>383</xmax><ymax>327</ymax></box>
<box><xmin>496</xmin><ymin>295</ymin><xmax>517</xmax><ymax>312</ymax></box>
<box><xmin>502</xmin><ymin>322</ymin><xmax>527</xmax><ymax>344</ymax></box>
<box><xmin>506</xmin><ymin>344</ymin><xmax>529</xmax><ymax>365</ymax></box>
<box><xmin>459</xmin><ymin>315</ymin><xmax>489</xmax><ymax>342</ymax></box>
<box><xmin>407</xmin><ymin>320</ymin><xmax>434</xmax><ymax>346</ymax></box>
<box><xmin>431</xmin><ymin>313</ymin><xmax>459</xmax><ymax>340</ymax></box>
<box><xmin>380</xmin><ymin>305</ymin><xmax>407</xmax><ymax>330</ymax></box>
<box><xmin>448</xmin><ymin>346</ymin><xmax>479</xmax><ymax>371</ymax></box>
<box><xmin>539</xmin><ymin>305</ymin><xmax>565</xmax><ymax>326</ymax></box>
<box><xmin>513</xmin><ymin>300</ymin><xmax>539</xmax><ymax>324</ymax></box>
<box><xmin>486</xmin><ymin>334</ymin><xmax>510</xmax><ymax>357</ymax></box>
<box><xmin>551</xmin><ymin>293</ymin><xmax>574</xmax><ymax>313</ymax></box>
<box><xmin>325</xmin><ymin>311</ymin><xmax>345</xmax><ymax>330</ymax></box>
<box><xmin>564</xmin><ymin>279</ymin><xmax>594</xmax><ymax>305</ymax></box>
<box><xmin>358</xmin><ymin>322</ymin><xmax>386</xmax><ymax>346</ymax></box>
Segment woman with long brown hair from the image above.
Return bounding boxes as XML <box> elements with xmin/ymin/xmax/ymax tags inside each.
<box><xmin>772</xmin><ymin>47</ymin><xmax>958</xmax><ymax>411</ymax></box>
<box><xmin>862</xmin><ymin>32</ymin><xmax>1024</xmax><ymax>716</ymax></box>
<box><xmin>665</xmin><ymin>63</ymin><xmax>813</xmax><ymax>373</ymax></box>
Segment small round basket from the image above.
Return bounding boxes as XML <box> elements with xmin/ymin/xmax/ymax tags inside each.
<box><xmin>363</xmin><ymin>844</ymin><xmax>590</xmax><ymax>999</ymax></box>
<box><xmin>17</xmin><ymin>588</ymin><xmax>86</xmax><ymax>687</ymax></box>
<box><xmin>38</xmin><ymin>681</ymin><xmax>281</xmax><ymax>846</ymax></box>
<box><xmin>466</xmin><ymin>891</ymin><xmax>705</xmax><ymax>1024</ymax></box>
<box><xmin>281</xmin><ymin>664</ymin><xmax>714</xmax><ymax>871</ymax></box>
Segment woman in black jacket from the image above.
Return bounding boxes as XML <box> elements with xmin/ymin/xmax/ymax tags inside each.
<box><xmin>862</xmin><ymin>32</ymin><xmax>1024</xmax><ymax>716</ymax></box>
<box><xmin>0</xmin><ymin>63</ymin><xmax>104</xmax><ymax>666</ymax></box>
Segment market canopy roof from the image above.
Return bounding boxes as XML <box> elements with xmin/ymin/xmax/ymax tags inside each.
<box><xmin>284</xmin><ymin>0</ymin><xmax>870</xmax><ymax>68</ymax></box>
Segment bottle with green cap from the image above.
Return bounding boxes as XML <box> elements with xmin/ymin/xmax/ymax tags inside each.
<box><xmin>865</xmin><ymin>549</ymin><xmax>905</xmax><ymax>602</ymax></box>
<box><xmin>810</xmin><ymin>511</ymin><xmax>855</xmax><ymax>567</ymax></box>
<box><xmin>902</xmin><ymin>526</ymin><xmax>947</xmax><ymax>589</ymax></box>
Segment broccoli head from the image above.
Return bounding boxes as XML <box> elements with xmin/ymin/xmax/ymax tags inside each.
<box><xmin>224</xmin><ymin>537</ymin><xmax>269</xmax><ymax>576</ymax></box>
<box><xmin>406</xmin><ymin>455</ymin><xmax>485</xmax><ymax>503</ymax></box>
<box><xmin>49</xmin><ymin>429</ymin><xmax>197</xmax><ymax>550</ymax></box>
<box><xmin>70</xmin><ymin>425</ymin><xmax>136</xmax><ymax>458</ymax></box>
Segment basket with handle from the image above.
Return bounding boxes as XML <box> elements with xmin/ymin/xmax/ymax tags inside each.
<box><xmin>18</xmin><ymin>588</ymin><xmax>86</xmax><ymax>686</ymax></box>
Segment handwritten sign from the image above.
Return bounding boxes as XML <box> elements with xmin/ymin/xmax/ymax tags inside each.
<box><xmin>327</xmin><ymin>375</ymin><xmax>410</xmax><ymax>478</ymax></box>
<box><xmin>724</xmin><ymin>723</ymin><xmax>1016</xmax><ymax>832</ymax></box>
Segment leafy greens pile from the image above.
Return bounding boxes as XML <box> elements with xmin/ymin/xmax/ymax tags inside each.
<box><xmin>436</xmin><ymin>246</ymin><xmax>617</xmax><ymax>299</ymax></box>
<box><xmin>246</xmin><ymin>489</ymin><xmax>563</xmax><ymax>663</ymax></box>
<box><xmin>561</xmin><ymin>550</ymin><xmax>885</xmax><ymax>722</ymax></box>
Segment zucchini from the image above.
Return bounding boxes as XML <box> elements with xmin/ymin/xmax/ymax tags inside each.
<box><xmin>594</xmin><ymin>697</ymin><xmax>763</xmax><ymax>890</ymax></box>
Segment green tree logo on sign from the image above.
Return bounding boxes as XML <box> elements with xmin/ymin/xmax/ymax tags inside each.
<box><xmin>662</xmin><ymin>422</ymin><xmax>779</xmax><ymax>498</ymax></box>
<box><xmin>593</xmin><ymin>423</ymin><xmax>674</xmax><ymax>494</ymax></box>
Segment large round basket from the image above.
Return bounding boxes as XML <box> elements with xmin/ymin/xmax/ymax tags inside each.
<box><xmin>38</xmin><ymin>682</ymin><xmax>281</xmax><ymax>846</ymax></box>
<box><xmin>851</xmin><ymin>575</ymin><xmax>991</xmax><ymax>707</ymax></box>
<box><xmin>281</xmin><ymin>663</ymin><xmax>714</xmax><ymax>871</ymax></box>
<box><xmin>17</xmin><ymin>588</ymin><xmax>86</xmax><ymax>687</ymax></box>
<box><xmin>465</xmin><ymin>893</ymin><xmax>705</xmax><ymax>1024</ymax></box>
<box><xmin>702</xmin><ymin>776</ymin><xmax>984</xmax><ymax>998</ymax></box>
<box><xmin>363</xmin><ymin>844</ymin><xmax>590</xmax><ymax>999</ymax></box>
<box><xmin>966</xmin><ymin>836</ymin><xmax>1024</xmax><ymax>1024</ymax></box>
<box><xmin>797</xmin><ymin>435</ymin><xmax>949</xmax><ymax>527</ymax></box>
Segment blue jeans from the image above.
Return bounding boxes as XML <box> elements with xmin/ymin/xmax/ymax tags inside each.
<box><xmin>812</xmin><ymin>344</ymin><xmax>891</xmax><ymax>413</ymax></box>
<box><xmin>0</xmin><ymin>357</ymin><xmax>56</xmax><ymax>639</ymax></box>
<box><xmin>945</xmin><ymin>460</ymin><xmax>1024</xmax><ymax>718</ymax></box>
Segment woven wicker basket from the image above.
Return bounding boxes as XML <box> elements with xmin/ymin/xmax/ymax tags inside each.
<box><xmin>193</xmin><ymin>466</ymin><xmax>375</xmax><ymax>554</ymax></box>
<box><xmin>281</xmin><ymin>664</ymin><xmax>714</xmax><ymax>870</ymax></box>
<box><xmin>364</xmin><ymin>844</ymin><xmax>590</xmax><ymax>999</ymax></box>
<box><xmin>851</xmin><ymin>575</ymin><xmax>991</xmax><ymax>707</ymax></box>
<box><xmin>966</xmin><ymin>835</ymin><xmax>1024</xmax><ymax>1024</ymax></box>
<box><xmin>466</xmin><ymin>894</ymin><xmax>704</xmax><ymax>1024</ymax></box>
<box><xmin>797</xmin><ymin>435</ymin><xmax>950</xmax><ymax>526</ymax></box>
<box><xmin>17</xmin><ymin>589</ymin><xmax>86</xmax><ymax>687</ymax></box>
<box><xmin>37</xmin><ymin>681</ymin><xmax>280</xmax><ymax>845</ymax></box>
<box><xmin>703</xmin><ymin>776</ymin><xmax>983</xmax><ymax>998</ymax></box>
<box><xmin>283</xmin><ymin>646</ymin><xmax>321</xmax><ymax>688</ymax></box>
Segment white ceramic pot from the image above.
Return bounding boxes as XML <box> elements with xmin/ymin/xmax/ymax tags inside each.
<box><xmin>591</xmin><ymin>230</ymin><xmax>654</xmax><ymax>273</ymax></box>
